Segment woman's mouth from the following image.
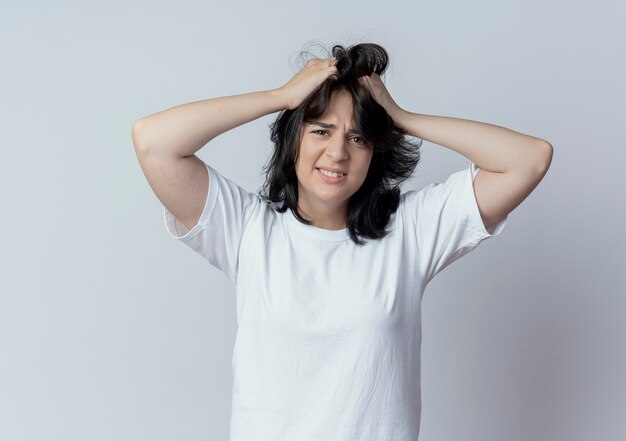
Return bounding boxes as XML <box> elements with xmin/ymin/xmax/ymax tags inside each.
<box><xmin>316</xmin><ymin>168</ymin><xmax>347</xmax><ymax>183</ymax></box>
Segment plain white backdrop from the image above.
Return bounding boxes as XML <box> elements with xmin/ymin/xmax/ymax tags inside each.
<box><xmin>1</xmin><ymin>1</ymin><xmax>624</xmax><ymax>440</ymax></box>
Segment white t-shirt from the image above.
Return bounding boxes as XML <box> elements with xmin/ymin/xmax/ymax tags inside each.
<box><xmin>163</xmin><ymin>161</ymin><xmax>507</xmax><ymax>441</ymax></box>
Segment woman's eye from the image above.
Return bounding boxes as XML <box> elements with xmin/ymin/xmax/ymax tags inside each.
<box><xmin>311</xmin><ymin>130</ymin><xmax>364</xmax><ymax>145</ymax></box>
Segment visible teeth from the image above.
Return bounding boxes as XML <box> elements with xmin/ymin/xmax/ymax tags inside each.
<box><xmin>319</xmin><ymin>169</ymin><xmax>345</xmax><ymax>178</ymax></box>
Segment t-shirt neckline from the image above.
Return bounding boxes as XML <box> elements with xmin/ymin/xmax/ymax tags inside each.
<box><xmin>283</xmin><ymin>207</ymin><xmax>350</xmax><ymax>241</ymax></box>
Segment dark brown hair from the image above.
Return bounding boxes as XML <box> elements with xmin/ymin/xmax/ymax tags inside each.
<box><xmin>259</xmin><ymin>42</ymin><xmax>422</xmax><ymax>245</ymax></box>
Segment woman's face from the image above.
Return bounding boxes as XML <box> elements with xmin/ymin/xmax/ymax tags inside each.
<box><xmin>294</xmin><ymin>90</ymin><xmax>373</xmax><ymax>226</ymax></box>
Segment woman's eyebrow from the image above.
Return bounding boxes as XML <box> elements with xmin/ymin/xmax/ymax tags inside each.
<box><xmin>308</xmin><ymin>121</ymin><xmax>359</xmax><ymax>134</ymax></box>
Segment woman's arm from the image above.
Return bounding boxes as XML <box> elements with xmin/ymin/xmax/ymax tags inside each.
<box><xmin>132</xmin><ymin>89</ymin><xmax>287</xmax><ymax>157</ymax></box>
<box><xmin>131</xmin><ymin>58</ymin><xmax>338</xmax><ymax>230</ymax></box>
<box><xmin>359</xmin><ymin>73</ymin><xmax>553</xmax><ymax>229</ymax></box>
<box><xmin>132</xmin><ymin>57</ymin><xmax>339</xmax><ymax>158</ymax></box>
<box><xmin>390</xmin><ymin>111</ymin><xmax>552</xmax><ymax>174</ymax></box>
<box><xmin>359</xmin><ymin>73</ymin><xmax>552</xmax><ymax>172</ymax></box>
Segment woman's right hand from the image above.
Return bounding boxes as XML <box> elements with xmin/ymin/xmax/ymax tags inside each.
<box><xmin>276</xmin><ymin>57</ymin><xmax>338</xmax><ymax>110</ymax></box>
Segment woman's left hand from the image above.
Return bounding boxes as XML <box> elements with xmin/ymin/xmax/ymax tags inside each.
<box><xmin>359</xmin><ymin>73</ymin><xmax>406</xmax><ymax>124</ymax></box>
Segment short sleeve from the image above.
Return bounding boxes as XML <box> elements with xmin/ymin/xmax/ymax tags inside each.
<box><xmin>404</xmin><ymin>162</ymin><xmax>507</xmax><ymax>284</ymax></box>
<box><xmin>163</xmin><ymin>162</ymin><xmax>260</xmax><ymax>285</ymax></box>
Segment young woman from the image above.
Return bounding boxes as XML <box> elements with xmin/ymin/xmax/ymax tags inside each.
<box><xmin>132</xmin><ymin>43</ymin><xmax>552</xmax><ymax>441</ymax></box>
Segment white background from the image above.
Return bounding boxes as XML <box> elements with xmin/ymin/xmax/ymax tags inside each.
<box><xmin>1</xmin><ymin>0</ymin><xmax>624</xmax><ymax>440</ymax></box>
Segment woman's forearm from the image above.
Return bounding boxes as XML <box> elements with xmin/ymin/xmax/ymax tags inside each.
<box><xmin>132</xmin><ymin>88</ymin><xmax>287</xmax><ymax>157</ymax></box>
<box><xmin>393</xmin><ymin>110</ymin><xmax>551</xmax><ymax>173</ymax></box>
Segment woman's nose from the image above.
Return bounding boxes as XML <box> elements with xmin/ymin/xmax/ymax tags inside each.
<box><xmin>326</xmin><ymin>136</ymin><xmax>349</xmax><ymax>160</ymax></box>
